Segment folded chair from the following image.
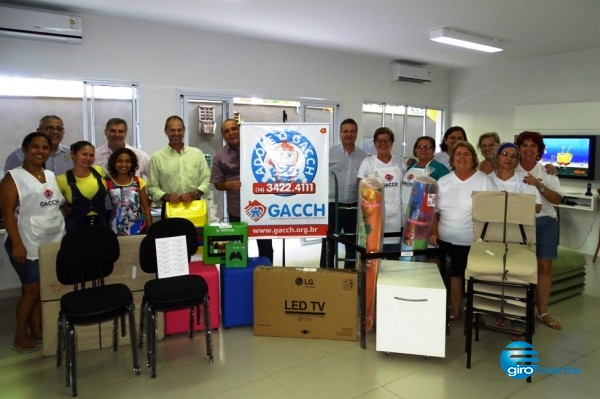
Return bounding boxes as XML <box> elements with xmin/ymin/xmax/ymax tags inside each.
<box><xmin>56</xmin><ymin>225</ymin><xmax>140</xmax><ymax>397</ymax></box>
<box><xmin>464</xmin><ymin>192</ymin><xmax>537</xmax><ymax>382</ymax></box>
<box><xmin>138</xmin><ymin>217</ymin><xmax>214</xmax><ymax>378</ymax></box>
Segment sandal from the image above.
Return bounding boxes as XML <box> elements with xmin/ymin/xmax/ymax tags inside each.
<box><xmin>536</xmin><ymin>312</ymin><xmax>562</xmax><ymax>330</ymax></box>
<box><xmin>450</xmin><ymin>313</ymin><xmax>463</xmax><ymax>322</ymax></box>
<box><xmin>511</xmin><ymin>321</ymin><xmax>526</xmax><ymax>341</ymax></box>
<box><xmin>495</xmin><ymin>316</ymin><xmax>508</xmax><ymax>328</ymax></box>
<box><xmin>11</xmin><ymin>341</ymin><xmax>41</xmax><ymax>354</ymax></box>
<box><xmin>30</xmin><ymin>335</ymin><xmax>43</xmax><ymax>345</ymax></box>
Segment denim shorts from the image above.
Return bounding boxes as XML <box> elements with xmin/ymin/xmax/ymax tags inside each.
<box><xmin>4</xmin><ymin>237</ymin><xmax>40</xmax><ymax>284</ymax></box>
<box><xmin>536</xmin><ymin>216</ymin><xmax>559</xmax><ymax>260</ymax></box>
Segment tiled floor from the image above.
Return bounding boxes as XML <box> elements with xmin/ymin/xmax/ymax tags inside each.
<box><xmin>0</xmin><ymin>245</ymin><xmax>599</xmax><ymax>398</ymax></box>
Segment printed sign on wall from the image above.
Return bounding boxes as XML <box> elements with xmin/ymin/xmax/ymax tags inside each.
<box><xmin>240</xmin><ymin>123</ymin><xmax>329</xmax><ymax>238</ymax></box>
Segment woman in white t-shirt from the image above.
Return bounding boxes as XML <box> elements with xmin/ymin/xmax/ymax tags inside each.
<box><xmin>490</xmin><ymin>142</ymin><xmax>542</xmax><ymax>212</ymax></box>
<box><xmin>357</xmin><ymin>127</ymin><xmax>405</xmax><ymax>252</ymax></box>
<box><xmin>515</xmin><ymin>131</ymin><xmax>564</xmax><ymax>331</ymax></box>
<box><xmin>429</xmin><ymin>141</ymin><xmax>493</xmax><ymax>321</ymax></box>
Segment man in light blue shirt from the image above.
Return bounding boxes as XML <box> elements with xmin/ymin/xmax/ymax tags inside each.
<box><xmin>3</xmin><ymin>115</ymin><xmax>72</xmax><ymax>175</ymax></box>
<box><xmin>320</xmin><ymin>118</ymin><xmax>367</xmax><ymax>269</ymax></box>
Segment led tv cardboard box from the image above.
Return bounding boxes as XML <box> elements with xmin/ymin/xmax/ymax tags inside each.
<box><xmin>253</xmin><ymin>267</ymin><xmax>357</xmax><ymax>341</ymax></box>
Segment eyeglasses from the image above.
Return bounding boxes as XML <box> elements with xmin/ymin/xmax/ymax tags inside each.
<box><xmin>375</xmin><ymin>138</ymin><xmax>391</xmax><ymax>144</ymax></box>
<box><xmin>480</xmin><ymin>144</ymin><xmax>496</xmax><ymax>149</ymax></box>
<box><xmin>43</xmin><ymin>126</ymin><xmax>64</xmax><ymax>133</ymax></box>
<box><xmin>416</xmin><ymin>145</ymin><xmax>434</xmax><ymax>150</ymax></box>
<box><xmin>499</xmin><ymin>152</ymin><xmax>519</xmax><ymax>159</ymax></box>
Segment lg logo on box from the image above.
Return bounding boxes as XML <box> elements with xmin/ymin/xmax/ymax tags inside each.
<box><xmin>295</xmin><ymin>277</ymin><xmax>314</xmax><ymax>286</ymax></box>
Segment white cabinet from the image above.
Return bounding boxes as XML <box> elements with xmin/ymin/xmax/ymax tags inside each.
<box><xmin>376</xmin><ymin>261</ymin><xmax>446</xmax><ymax>358</ymax></box>
<box><xmin>557</xmin><ymin>192</ymin><xmax>597</xmax><ymax>212</ymax></box>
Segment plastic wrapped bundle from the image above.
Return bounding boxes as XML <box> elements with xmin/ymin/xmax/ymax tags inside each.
<box><xmin>403</xmin><ymin>176</ymin><xmax>438</xmax><ymax>250</ymax></box>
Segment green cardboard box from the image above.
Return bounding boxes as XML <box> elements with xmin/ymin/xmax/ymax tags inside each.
<box><xmin>226</xmin><ymin>242</ymin><xmax>248</xmax><ymax>268</ymax></box>
<box><xmin>203</xmin><ymin>222</ymin><xmax>248</xmax><ymax>264</ymax></box>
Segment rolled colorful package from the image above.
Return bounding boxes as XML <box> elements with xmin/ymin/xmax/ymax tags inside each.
<box><xmin>358</xmin><ymin>173</ymin><xmax>384</xmax><ymax>332</ymax></box>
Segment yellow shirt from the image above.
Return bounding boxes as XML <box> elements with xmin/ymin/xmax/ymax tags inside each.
<box><xmin>56</xmin><ymin>166</ymin><xmax>107</xmax><ymax>204</ymax></box>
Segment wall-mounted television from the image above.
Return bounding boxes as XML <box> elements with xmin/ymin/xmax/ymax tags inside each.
<box><xmin>540</xmin><ymin>135</ymin><xmax>598</xmax><ymax>181</ymax></box>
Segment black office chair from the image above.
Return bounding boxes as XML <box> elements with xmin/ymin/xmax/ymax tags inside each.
<box><xmin>56</xmin><ymin>225</ymin><xmax>140</xmax><ymax>397</ymax></box>
<box><xmin>138</xmin><ymin>217</ymin><xmax>214</xmax><ymax>378</ymax></box>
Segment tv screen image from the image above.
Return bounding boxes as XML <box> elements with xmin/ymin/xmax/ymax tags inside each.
<box><xmin>540</xmin><ymin>136</ymin><xmax>596</xmax><ymax>180</ymax></box>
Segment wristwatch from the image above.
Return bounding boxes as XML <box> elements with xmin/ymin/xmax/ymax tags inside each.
<box><xmin>195</xmin><ymin>190</ymin><xmax>202</xmax><ymax>200</ymax></box>
<box><xmin>538</xmin><ymin>184</ymin><xmax>545</xmax><ymax>193</ymax></box>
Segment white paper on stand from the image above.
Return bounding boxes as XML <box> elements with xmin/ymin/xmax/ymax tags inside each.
<box><xmin>155</xmin><ymin>235</ymin><xmax>189</xmax><ymax>278</ymax></box>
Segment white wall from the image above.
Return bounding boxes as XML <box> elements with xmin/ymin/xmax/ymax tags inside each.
<box><xmin>449</xmin><ymin>48</ymin><xmax>600</xmax><ymax>255</ymax></box>
<box><xmin>0</xmin><ymin>12</ymin><xmax>450</xmax><ymax>293</ymax></box>
<box><xmin>450</xmin><ymin>47</ymin><xmax>600</xmax><ymax>154</ymax></box>
<box><xmin>0</xmin><ymin>13</ymin><xmax>450</xmax><ymax>155</ymax></box>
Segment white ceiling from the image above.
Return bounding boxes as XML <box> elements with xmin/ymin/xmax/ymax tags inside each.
<box><xmin>4</xmin><ymin>0</ymin><xmax>600</xmax><ymax>69</ymax></box>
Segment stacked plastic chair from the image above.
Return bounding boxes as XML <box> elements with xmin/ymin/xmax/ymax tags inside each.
<box><xmin>464</xmin><ymin>191</ymin><xmax>538</xmax><ymax>382</ymax></box>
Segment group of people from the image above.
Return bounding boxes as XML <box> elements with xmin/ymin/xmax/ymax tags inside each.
<box><xmin>0</xmin><ymin>113</ymin><xmax>563</xmax><ymax>353</ymax></box>
<box><xmin>322</xmin><ymin>122</ymin><xmax>563</xmax><ymax>334</ymax></box>
<box><xmin>0</xmin><ymin>113</ymin><xmax>234</xmax><ymax>354</ymax></box>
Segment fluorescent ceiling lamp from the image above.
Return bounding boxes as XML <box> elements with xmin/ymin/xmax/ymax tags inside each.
<box><xmin>429</xmin><ymin>28</ymin><xmax>503</xmax><ymax>53</ymax></box>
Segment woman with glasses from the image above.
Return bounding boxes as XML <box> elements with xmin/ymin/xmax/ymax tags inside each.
<box><xmin>477</xmin><ymin>132</ymin><xmax>500</xmax><ymax>174</ymax></box>
<box><xmin>488</xmin><ymin>142</ymin><xmax>541</xmax><ymax>338</ymax></box>
<box><xmin>401</xmin><ymin>136</ymin><xmax>449</xmax><ymax>226</ymax></box>
<box><xmin>515</xmin><ymin>131</ymin><xmax>563</xmax><ymax>331</ymax></box>
<box><xmin>357</xmin><ymin>127</ymin><xmax>405</xmax><ymax>252</ymax></box>
<box><xmin>429</xmin><ymin>141</ymin><xmax>494</xmax><ymax>321</ymax></box>
<box><xmin>490</xmin><ymin>142</ymin><xmax>542</xmax><ymax>210</ymax></box>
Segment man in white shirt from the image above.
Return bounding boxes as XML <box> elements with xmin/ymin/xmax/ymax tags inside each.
<box><xmin>320</xmin><ymin>118</ymin><xmax>367</xmax><ymax>269</ymax></box>
<box><xmin>94</xmin><ymin>118</ymin><xmax>150</xmax><ymax>179</ymax></box>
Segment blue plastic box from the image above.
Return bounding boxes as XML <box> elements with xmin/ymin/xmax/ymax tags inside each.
<box><xmin>221</xmin><ymin>256</ymin><xmax>272</xmax><ymax>328</ymax></box>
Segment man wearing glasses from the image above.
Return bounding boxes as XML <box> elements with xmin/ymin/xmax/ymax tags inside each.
<box><xmin>3</xmin><ymin>115</ymin><xmax>73</xmax><ymax>175</ymax></box>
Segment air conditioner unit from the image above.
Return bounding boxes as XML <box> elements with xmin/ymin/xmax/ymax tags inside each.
<box><xmin>391</xmin><ymin>62</ymin><xmax>431</xmax><ymax>83</ymax></box>
<box><xmin>0</xmin><ymin>5</ymin><xmax>82</xmax><ymax>44</ymax></box>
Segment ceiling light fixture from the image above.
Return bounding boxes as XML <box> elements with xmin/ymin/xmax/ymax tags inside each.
<box><xmin>429</xmin><ymin>28</ymin><xmax>503</xmax><ymax>53</ymax></box>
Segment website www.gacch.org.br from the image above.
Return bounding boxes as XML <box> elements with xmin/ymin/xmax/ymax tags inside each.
<box><xmin>249</xmin><ymin>224</ymin><xmax>328</xmax><ymax>237</ymax></box>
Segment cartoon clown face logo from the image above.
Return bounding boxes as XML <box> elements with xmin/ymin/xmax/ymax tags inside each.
<box><xmin>251</xmin><ymin>130</ymin><xmax>318</xmax><ymax>185</ymax></box>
